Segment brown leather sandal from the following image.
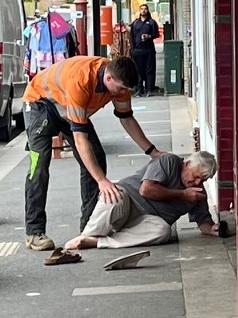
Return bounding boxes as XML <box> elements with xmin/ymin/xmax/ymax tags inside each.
<box><xmin>44</xmin><ymin>247</ymin><xmax>82</xmax><ymax>266</ymax></box>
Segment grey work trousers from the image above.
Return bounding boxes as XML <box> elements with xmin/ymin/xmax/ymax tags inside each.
<box><xmin>82</xmin><ymin>186</ymin><xmax>171</xmax><ymax>248</ymax></box>
<box><xmin>23</xmin><ymin>99</ymin><xmax>106</xmax><ymax>235</ymax></box>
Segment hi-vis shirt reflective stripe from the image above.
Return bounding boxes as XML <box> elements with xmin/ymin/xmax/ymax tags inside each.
<box><xmin>23</xmin><ymin>56</ymin><xmax>131</xmax><ymax>124</ymax></box>
<box><xmin>54</xmin><ymin>61</ymin><xmax>66</xmax><ymax>98</ymax></box>
<box><xmin>67</xmin><ymin>105</ymin><xmax>87</xmax><ymax>122</ymax></box>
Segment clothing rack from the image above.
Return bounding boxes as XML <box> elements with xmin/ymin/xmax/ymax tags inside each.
<box><xmin>23</xmin><ymin>10</ymin><xmax>79</xmax><ymax>158</ymax></box>
<box><xmin>23</xmin><ymin>9</ymin><xmax>78</xmax><ymax>79</ymax></box>
<box><xmin>47</xmin><ymin>9</ymin><xmax>55</xmax><ymax>64</ymax></box>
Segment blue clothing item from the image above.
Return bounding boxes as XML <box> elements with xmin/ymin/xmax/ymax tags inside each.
<box><xmin>130</xmin><ymin>17</ymin><xmax>159</xmax><ymax>51</ymax></box>
<box><xmin>23</xmin><ymin>18</ymin><xmax>41</xmax><ymax>38</ymax></box>
<box><xmin>38</xmin><ymin>21</ymin><xmax>66</xmax><ymax>52</ymax></box>
<box><xmin>53</xmin><ymin>38</ymin><xmax>66</xmax><ymax>52</ymax></box>
<box><xmin>23</xmin><ymin>24</ymin><xmax>33</xmax><ymax>38</ymax></box>
<box><xmin>29</xmin><ymin>30</ymin><xmax>39</xmax><ymax>52</ymax></box>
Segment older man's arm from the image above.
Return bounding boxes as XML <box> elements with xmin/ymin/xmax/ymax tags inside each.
<box><xmin>139</xmin><ymin>180</ymin><xmax>206</xmax><ymax>203</ymax></box>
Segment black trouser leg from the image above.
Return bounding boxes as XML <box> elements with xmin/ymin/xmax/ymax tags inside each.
<box><xmin>61</xmin><ymin>120</ymin><xmax>107</xmax><ymax>232</ymax></box>
<box><xmin>25</xmin><ymin>139</ymin><xmax>52</xmax><ymax>235</ymax></box>
<box><xmin>145</xmin><ymin>50</ymin><xmax>156</xmax><ymax>92</ymax></box>
<box><xmin>132</xmin><ymin>53</ymin><xmax>146</xmax><ymax>93</ymax></box>
<box><xmin>24</xmin><ymin>101</ymin><xmax>59</xmax><ymax>235</ymax></box>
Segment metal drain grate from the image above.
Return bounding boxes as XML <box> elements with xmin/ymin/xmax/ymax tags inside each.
<box><xmin>0</xmin><ymin>242</ymin><xmax>21</xmax><ymax>256</ymax></box>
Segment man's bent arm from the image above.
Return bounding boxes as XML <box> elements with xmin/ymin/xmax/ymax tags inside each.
<box><xmin>120</xmin><ymin>116</ymin><xmax>161</xmax><ymax>158</ymax></box>
<box><xmin>140</xmin><ymin>180</ymin><xmax>206</xmax><ymax>202</ymax></box>
<box><xmin>73</xmin><ymin>131</ymin><xmax>120</xmax><ymax>203</ymax></box>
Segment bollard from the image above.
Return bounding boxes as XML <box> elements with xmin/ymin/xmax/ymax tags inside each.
<box><xmin>74</xmin><ymin>0</ymin><xmax>88</xmax><ymax>55</ymax></box>
<box><xmin>52</xmin><ymin>133</ymin><xmax>63</xmax><ymax>159</ymax></box>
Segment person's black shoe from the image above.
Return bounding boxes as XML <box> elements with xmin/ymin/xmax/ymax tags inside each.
<box><xmin>133</xmin><ymin>91</ymin><xmax>143</xmax><ymax>97</ymax></box>
<box><xmin>145</xmin><ymin>91</ymin><xmax>152</xmax><ymax>97</ymax></box>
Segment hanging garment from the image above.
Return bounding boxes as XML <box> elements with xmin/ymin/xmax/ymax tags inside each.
<box><xmin>23</xmin><ymin>13</ymin><xmax>72</xmax><ymax>78</ymax></box>
<box><xmin>49</xmin><ymin>11</ymin><xmax>71</xmax><ymax>39</ymax></box>
<box><xmin>38</xmin><ymin>20</ymin><xmax>66</xmax><ymax>52</ymax></box>
<box><xmin>65</xmin><ymin>24</ymin><xmax>80</xmax><ymax>57</ymax></box>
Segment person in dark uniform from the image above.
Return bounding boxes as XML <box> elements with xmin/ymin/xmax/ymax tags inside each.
<box><xmin>130</xmin><ymin>4</ymin><xmax>159</xmax><ymax>97</ymax></box>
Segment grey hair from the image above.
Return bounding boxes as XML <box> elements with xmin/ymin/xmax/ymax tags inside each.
<box><xmin>185</xmin><ymin>151</ymin><xmax>217</xmax><ymax>179</ymax></box>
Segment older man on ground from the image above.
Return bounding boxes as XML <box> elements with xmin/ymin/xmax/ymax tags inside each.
<box><xmin>65</xmin><ymin>151</ymin><xmax>218</xmax><ymax>250</ymax></box>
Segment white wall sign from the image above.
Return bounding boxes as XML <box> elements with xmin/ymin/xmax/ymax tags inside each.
<box><xmin>71</xmin><ymin>11</ymin><xmax>83</xmax><ymax>19</ymax></box>
<box><xmin>170</xmin><ymin>70</ymin><xmax>176</xmax><ymax>83</ymax></box>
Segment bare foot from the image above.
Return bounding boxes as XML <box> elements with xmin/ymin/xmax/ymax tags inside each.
<box><xmin>65</xmin><ymin>235</ymin><xmax>98</xmax><ymax>250</ymax></box>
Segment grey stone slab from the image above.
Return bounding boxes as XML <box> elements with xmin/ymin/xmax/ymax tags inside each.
<box><xmin>222</xmin><ymin>235</ymin><xmax>236</xmax><ymax>274</ymax></box>
<box><xmin>101</xmin><ymin>137</ymin><xmax>171</xmax><ymax>155</ymax></box>
<box><xmin>1</xmin><ymin>291</ymin><xmax>185</xmax><ymax>318</ymax></box>
<box><xmin>72</xmin><ymin>282</ymin><xmax>182</xmax><ymax>296</ymax></box>
<box><xmin>134</xmin><ymin>111</ymin><xmax>170</xmax><ymax>121</ymax></box>
<box><xmin>177</xmin><ymin>216</ymin><xmax>237</xmax><ymax>318</ymax></box>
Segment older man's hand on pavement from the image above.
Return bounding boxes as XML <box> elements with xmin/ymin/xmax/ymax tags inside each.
<box><xmin>183</xmin><ymin>187</ymin><xmax>207</xmax><ymax>202</ymax></box>
<box><xmin>199</xmin><ymin>223</ymin><xmax>219</xmax><ymax>236</ymax></box>
<box><xmin>98</xmin><ymin>178</ymin><xmax>122</xmax><ymax>204</ymax></box>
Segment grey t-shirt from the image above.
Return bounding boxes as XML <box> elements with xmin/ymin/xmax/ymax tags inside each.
<box><xmin>118</xmin><ymin>153</ymin><xmax>213</xmax><ymax>225</ymax></box>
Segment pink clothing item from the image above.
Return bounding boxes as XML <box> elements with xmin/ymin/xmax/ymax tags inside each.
<box><xmin>49</xmin><ymin>12</ymin><xmax>70</xmax><ymax>39</ymax></box>
<box><xmin>36</xmin><ymin>51</ymin><xmax>65</xmax><ymax>68</ymax></box>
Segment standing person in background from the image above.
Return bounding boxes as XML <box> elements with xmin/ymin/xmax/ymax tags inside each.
<box><xmin>130</xmin><ymin>4</ymin><xmax>159</xmax><ymax>97</ymax></box>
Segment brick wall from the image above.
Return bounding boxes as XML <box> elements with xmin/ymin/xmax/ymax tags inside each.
<box><xmin>215</xmin><ymin>0</ymin><xmax>233</xmax><ymax>211</ymax></box>
<box><xmin>182</xmin><ymin>0</ymin><xmax>191</xmax><ymax>95</ymax></box>
<box><xmin>232</xmin><ymin>0</ymin><xmax>238</xmax><ymax>256</ymax></box>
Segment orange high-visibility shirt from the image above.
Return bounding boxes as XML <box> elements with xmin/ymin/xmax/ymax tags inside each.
<box><xmin>23</xmin><ymin>56</ymin><xmax>131</xmax><ymax>125</ymax></box>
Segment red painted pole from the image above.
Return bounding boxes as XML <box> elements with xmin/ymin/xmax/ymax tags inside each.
<box><xmin>232</xmin><ymin>0</ymin><xmax>238</xmax><ymax>279</ymax></box>
<box><xmin>74</xmin><ymin>0</ymin><xmax>88</xmax><ymax>55</ymax></box>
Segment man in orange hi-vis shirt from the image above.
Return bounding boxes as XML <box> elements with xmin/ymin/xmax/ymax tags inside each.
<box><xmin>23</xmin><ymin>55</ymin><xmax>161</xmax><ymax>251</ymax></box>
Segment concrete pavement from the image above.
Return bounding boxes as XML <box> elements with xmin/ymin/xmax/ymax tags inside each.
<box><xmin>0</xmin><ymin>94</ymin><xmax>236</xmax><ymax>318</ymax></box>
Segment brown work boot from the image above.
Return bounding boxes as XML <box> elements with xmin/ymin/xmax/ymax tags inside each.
<box><xmin>26</xmin><ymin>233</ymin><xmax>55</xmax><ymax>251</ymax></box>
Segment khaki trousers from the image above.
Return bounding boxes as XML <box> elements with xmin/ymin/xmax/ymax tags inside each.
<box><xmin>82</xmin><ymin>186</ymin><xmax>171</xmax><ymax>248</ymax></box>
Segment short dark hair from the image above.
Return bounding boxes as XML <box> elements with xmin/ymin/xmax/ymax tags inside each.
<box><xmin>106</xmin><ymin>57</ymin><xmax>138</xmax><ymax>88</ymax></box>
<box><xmin>140</xmin><ymin>4</ymin><xmax>149</xmax><ymax>10</ymax></box>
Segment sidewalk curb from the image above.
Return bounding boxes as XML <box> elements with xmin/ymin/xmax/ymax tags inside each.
<box><xmin>177</xmin><ymin>216</ymin><xmax>237</xmax><ymax>318</ymax></box>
